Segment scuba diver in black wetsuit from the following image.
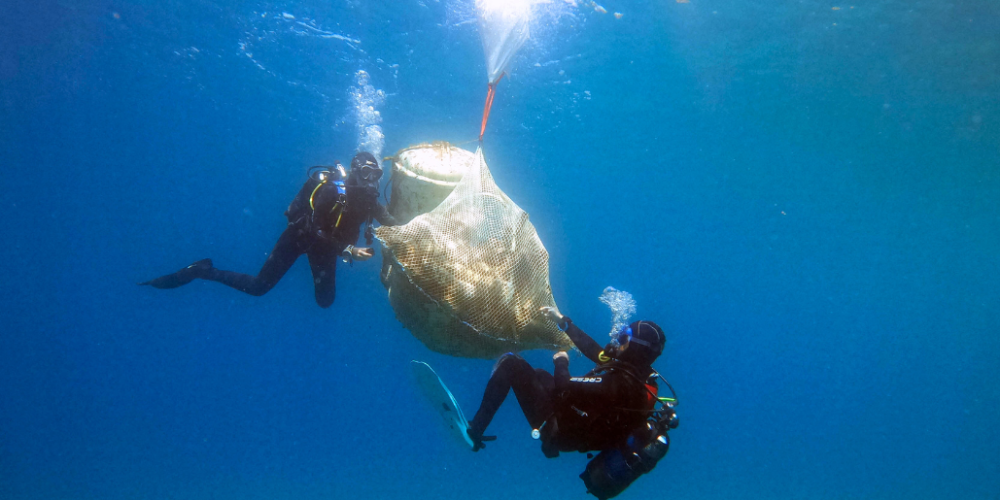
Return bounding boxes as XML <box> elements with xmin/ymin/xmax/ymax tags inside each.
<box><xmin>466</xmin><ymin>307</ymin><xmax>679</xmax><ymax>500</ymax></box>
<box><xmin>139</xmin><ymin>152</ymin><xmax>397</xmax><ymax>308</ymax></box>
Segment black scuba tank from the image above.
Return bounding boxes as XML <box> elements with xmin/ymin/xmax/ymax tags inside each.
<box><xmin>579</xmin><ymin>422</ymin><xmax>670</xmax><ymax>500</ymax></box>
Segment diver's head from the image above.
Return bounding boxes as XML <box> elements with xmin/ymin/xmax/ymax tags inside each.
<box><xmin>350</xmin><ymin>152</ymin><xmax>383</xmax><ymax>184</ymax></box>
<box><xmin>611</xmin><ymin>320</ymin><xmax>665</xmax><ymax>367</ymax></box>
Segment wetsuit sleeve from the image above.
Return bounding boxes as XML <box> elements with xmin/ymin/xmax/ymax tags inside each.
<box><xmin>553</xmin><ymin>320</ymin><xmax>630</xmax><ymax>407</ymax></box>
<box><xmin>554</xmin><ymin>354</ymin><xmax>570</xmax><ymax>383</ymax></box>
<box><xmin>562</xmin><ymin>318</ymin><xmax>605</xmax><ymax>364</ymax></box>
<box><xmin>373</xmin><ymin>203</ymin><xmax>398</xmax><ymax>226</ymax></box>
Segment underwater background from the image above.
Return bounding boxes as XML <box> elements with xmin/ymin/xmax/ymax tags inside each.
<box><xmin>2</xmin><ymin>0</ymin><xmax>998</xmax><ymax>499</ymax></box>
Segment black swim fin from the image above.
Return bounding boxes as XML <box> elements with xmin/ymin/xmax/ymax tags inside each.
<box><xmin>139</xmin><ymin>259</ymin><xmax>213</xmax><ymax>289</ymax></box>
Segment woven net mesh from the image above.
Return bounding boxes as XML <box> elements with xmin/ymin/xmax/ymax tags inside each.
<box><xmin>377</xmin><ymin>147</ymin><xmax>572</xmax><ymax>358</ymax></box>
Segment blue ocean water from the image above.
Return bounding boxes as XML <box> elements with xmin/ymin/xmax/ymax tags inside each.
<box><xmin>2</xmin><ymin>0</ymin><xmax>998</xmax><ymax>499</ymax></box>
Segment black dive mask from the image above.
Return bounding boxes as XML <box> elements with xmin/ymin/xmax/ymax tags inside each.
<box><xmin>357</xmin><ymin>164</ymin><xmax>383</xmax><ymax>182</ymax></box>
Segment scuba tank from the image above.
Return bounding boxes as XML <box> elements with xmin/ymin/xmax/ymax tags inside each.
<box><xmin>579</xmin><ymin>420</ymin><xmax>672</xmax><ymax>500</ymax></box>
<box><xmin>306</xmin><ymin>164</ymin><xmax>348</xmax><ymax>234</ymax></box>
<box><xmin>578</xmin><ymin>373</ymin><xmax>679</xmax><ymax>500</ymax></box>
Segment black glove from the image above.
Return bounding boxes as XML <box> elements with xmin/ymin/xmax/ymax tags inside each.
<box><xmin>467</xmin><ymin>428</ymin><xmax>497</xmax><ymax>452</ymax></box>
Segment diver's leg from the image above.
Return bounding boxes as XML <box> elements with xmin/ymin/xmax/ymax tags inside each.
<box><xmin>468</xmin><ymin>354</ymin><xmax>550</xmax><ymax>438</ymax></box>
<box><xmin>139</xmin><ymin>259</ymin><xmax>213</xmax><ymax>289</ymax></box>
<box><xmin>202</xmin><ymin>226</ymin><xmax>304</xmax><ymax>296</ymax></box>
<box><xmin>529</xmin><ymin>368</ymin><xmax>561</xmax><ymax>458</ymax></box>
<box><xmin>514</xmin><ymin>368</ymin><xmax>554</xmax><ymax>429</ymax></box>
<box><xmin>306</xmin><ymin>245</ymin><xmax>338</xmax><ymax>308</ymax></box>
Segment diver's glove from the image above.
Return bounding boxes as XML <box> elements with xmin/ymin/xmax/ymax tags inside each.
<box><xmin>341</xmin><ymin>245</ymin><xmax>374</xmax><ymax>264</ymax></box>
<box><xmin>466</xmin><ymin>428</ymin><xmax>497</xmax><ymax>453</ymax></box>
<box><xmin>540</xmin><ymin>306</ymin><xmax>570</xmax><ymax>330</ymax></box>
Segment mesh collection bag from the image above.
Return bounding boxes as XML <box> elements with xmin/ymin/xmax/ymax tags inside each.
<box><xmin>377</xmin><ymin>146</ymin><xmax>571</xmax><ymax>358</ymax></box>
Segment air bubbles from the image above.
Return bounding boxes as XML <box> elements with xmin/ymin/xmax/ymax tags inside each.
<box><xmin>599</xmin><ymin>286</ymin><xmax>637</xmax><ymax>339</ymax></box>
<box><xmin>351</xmin><ymin>70</ymin><xmax>387</xmax><ymax>162</ymax></box>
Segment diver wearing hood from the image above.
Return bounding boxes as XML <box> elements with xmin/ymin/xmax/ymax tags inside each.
<box><xmin>466</xmin><ymin>307</ymin><xmax>678</xmax><ymax>499</ymax></box>
<box><xmin>140</xmin><ymin>152</ymin><xmax>397</xmax><ymax>308</ymax></box>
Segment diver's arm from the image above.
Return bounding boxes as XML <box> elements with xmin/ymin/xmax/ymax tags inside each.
<box><xmin>563</xmin><ymin>320</ymin><xmax>606</xmax><ymax>364</ymax></box>
<box><xmin>540</xmin><ymin>307</ymin><xmax>605</xmax><ymax>363</ymax></box>
<box><xmin>373</xmin><ymin>203</ymin><xmax>398</xmax><ymax>226</ymax></box>
<box><xmin>342</xmin><ymin>245</ymin><xmax>374</xmax><ymax>262</ymax></box>
<box><xmin>552</xmin><ymin>344</ymin><xmax>617</xmax><ymax>402</ymax></box>
<box><xmin>553</xmin><ymin>351</ymin><xmax>570</xmax><ymax>388</ymax></box>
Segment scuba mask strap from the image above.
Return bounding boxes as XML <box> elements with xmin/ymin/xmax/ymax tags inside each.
<box><xmin>625</xmin><ymin>321</ymin><xmax>663</xmax><ymax>356</ymax></box>
<box><xmin>629</xmin><ymin>336</ymin><xmax>654</xmax><ymax>349</ymax></box>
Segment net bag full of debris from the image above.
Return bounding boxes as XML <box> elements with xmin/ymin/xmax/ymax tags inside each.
<box><xmin>377</xmin><ymin>142</ymin><xmax>571</xmax><ymax>358</ymax></box>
